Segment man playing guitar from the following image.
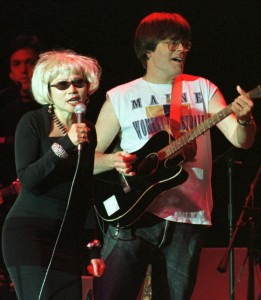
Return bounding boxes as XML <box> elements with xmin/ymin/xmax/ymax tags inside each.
<box><xmin>93</xmin><ymin>12</ymin><xmax>256</xmax><ymax>300</ymax></box>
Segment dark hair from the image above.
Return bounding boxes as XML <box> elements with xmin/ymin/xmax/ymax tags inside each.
<box><xmin>8</xmin><ymin>34</ymin><xmax>46</xmax><ymax>59</ymax></box>
<box><xmin>134</xmin><ymin>12</ymin><xmax>191</xmax><ymax>69</ymax></box>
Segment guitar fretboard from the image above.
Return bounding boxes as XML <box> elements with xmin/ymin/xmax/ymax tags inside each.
<box><xmin>158</xmin><ymin>104</ymin><xmax>232</xmax><ymax>160</ymax></box>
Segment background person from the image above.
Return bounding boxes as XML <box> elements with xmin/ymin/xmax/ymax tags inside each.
<box><xmin>0</xmin><ymin>34</ymin><xmax>46</xmax><ymax>294</ymax></box>
<box><xmin>0</xmin><ymin>34</ymin><xmax>46</xmax><ymax>196</ymax></box>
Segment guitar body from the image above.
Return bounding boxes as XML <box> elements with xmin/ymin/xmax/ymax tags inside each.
<box><xmin>94</xmin><ymin>131</ymin><xmax>188</xmax><ymax>228</ymax></box>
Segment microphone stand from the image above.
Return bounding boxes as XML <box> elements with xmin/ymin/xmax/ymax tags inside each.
<box><xmin>216</xmin><ymin>158</ymin><xmax>242</xmax><ymax>299</ymax></box>
<box><xmin>228</xmin><ymin>159</ymin><xmax>235</xmax><ymax>300</ymax></box>
<box><xmin>217</xmin><ymin>164</ymin><xmax>261</xmax><ymax>300</ymax></box>
<box><xmin>244</xmin><ymin>165</ymin><xmax>260</xmax><ymax>300</ymax></box>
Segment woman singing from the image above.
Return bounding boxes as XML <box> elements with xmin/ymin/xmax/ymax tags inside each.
<box><xmin>2</xmin><ymin>50</ymin><xmax>105</xmax><ymax>299</ymax></box>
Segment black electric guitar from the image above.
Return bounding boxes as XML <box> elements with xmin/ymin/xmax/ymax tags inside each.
<box><xmin>94</xmin><ymin>85</ymin><xmax>261</xmax><ymax>228</ymax></box>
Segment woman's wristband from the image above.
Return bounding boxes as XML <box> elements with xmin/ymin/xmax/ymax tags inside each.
<box><xmin>51</xmin><ymin>142</ymin><xmax>69</xmax><ymax>159</ymax></box>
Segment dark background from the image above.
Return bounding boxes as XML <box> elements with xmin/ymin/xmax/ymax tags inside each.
<box><xmin>0</xmin><ymin>1</ymin><xmax>260</xmax><ymax>247</ymax></box>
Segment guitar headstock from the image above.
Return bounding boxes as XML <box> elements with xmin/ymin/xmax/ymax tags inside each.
<box><xmin>247</xmin><ymin>85</ymin><xmax>261</xmax><ymax>100</ymax></box>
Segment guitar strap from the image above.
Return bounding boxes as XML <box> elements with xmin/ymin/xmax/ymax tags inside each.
<box><xmin>170</xmin><ymin>74</ymin><xmax>199</xmax><ymax>161</ymax></box>
<box><xmin>170</xmin><ymin>74</ymin><xmax>183</xmax><ymax>138</ymax></box>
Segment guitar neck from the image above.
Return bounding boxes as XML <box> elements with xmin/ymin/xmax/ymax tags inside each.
<box><xmin>159</xmin><ymin>104</ymin><xmax>232</xmax><ymax>160</ymax></box>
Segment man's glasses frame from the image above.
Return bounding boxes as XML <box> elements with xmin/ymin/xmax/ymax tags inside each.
<box><xmin>160</xmin><ymin>39</ymin><xmax>192</xmax><ymax>52</ymax></box>
<box><xmin>49</xmin><ymin>78</ymin><xmax>88</xmax><ymax>91</ymax></box>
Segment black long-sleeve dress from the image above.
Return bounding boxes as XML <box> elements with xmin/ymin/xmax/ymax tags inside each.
<box><xmin>2</xmin><ymin>105</ymin><xmax>98</xmax><ymax>299</ymax></box>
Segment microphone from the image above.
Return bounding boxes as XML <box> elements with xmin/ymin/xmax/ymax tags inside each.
<box><xmin>74</xmin><ymin>103</ymin><xmax>87</xmax><ymax>155</ymax></box>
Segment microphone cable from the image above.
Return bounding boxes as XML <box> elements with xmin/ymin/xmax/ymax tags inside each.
<box><xmin>37</xmin><ymin>153</ymin><xmax>81</xmax><ymax>300</ymax></box>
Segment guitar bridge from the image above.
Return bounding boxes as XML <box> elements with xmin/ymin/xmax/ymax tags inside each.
<box><xmin>119</xmin><ymin>173</ymin><xmax>131</xmax><ymax>193</ymax></box>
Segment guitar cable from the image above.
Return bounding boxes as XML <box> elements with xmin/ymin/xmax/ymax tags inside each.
<box><xmin>37</xmin><ymin>154</ymin><xmax>81</xmax><ymax>300</ymax></box>
<box><xmin>95</xmin><ymin>207</ymin><xmax>107</xmax><ymax>236</ymax></box>
<box><xmin>98</xmin><ymin>213</ymin><xmax>170</xmax><ymax>245</ymax></box>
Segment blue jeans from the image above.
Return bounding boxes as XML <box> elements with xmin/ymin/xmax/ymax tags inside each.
<box><xmin>94</xmin><ymin>213</ymin><xmax>205</xmax><ymax>300</ymax></box>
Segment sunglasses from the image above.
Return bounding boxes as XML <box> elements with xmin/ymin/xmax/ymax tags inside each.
<box><xmin>161</xmin><ymin>39</ymin><xmax>192</xmax><ymax>52</ymax></box>
<box><xmin>49</xmin><ymin>78</ymin><xmax>88</xmax><ymax>90</ymax></box>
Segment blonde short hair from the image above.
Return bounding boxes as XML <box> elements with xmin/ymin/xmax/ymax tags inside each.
<box><xmin>31</xmin><ymin>49</ymin><xmax>101</xmax><ymax>105</ymax></box>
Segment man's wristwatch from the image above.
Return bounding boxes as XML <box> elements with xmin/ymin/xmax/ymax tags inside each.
<box><xmin>237</xmin><ymin>115</ymin><xmax>254</xmax><ymax>126</ymax></box>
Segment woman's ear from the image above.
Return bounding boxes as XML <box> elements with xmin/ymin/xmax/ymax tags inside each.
<box><xmin>9</xmin><ymin>72</ymin><xmax>14</xmax><ymax>81</ymax></box>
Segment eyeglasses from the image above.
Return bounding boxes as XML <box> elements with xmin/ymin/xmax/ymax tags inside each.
<box><xmin>49</xmin><ymin>78</ymin><xmax>88</xmax><ymax>90</ymax></box>
<box><xmin>161</xmin><ymin>39</ymin><xmax>192</xmax><ymax>52</ymax></box>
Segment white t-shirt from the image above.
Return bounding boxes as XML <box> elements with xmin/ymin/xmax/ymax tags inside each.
<box><xmin>108</xmin><ymin>74</ymin><xmax>218</xmax><ymax>225</ymax></box>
